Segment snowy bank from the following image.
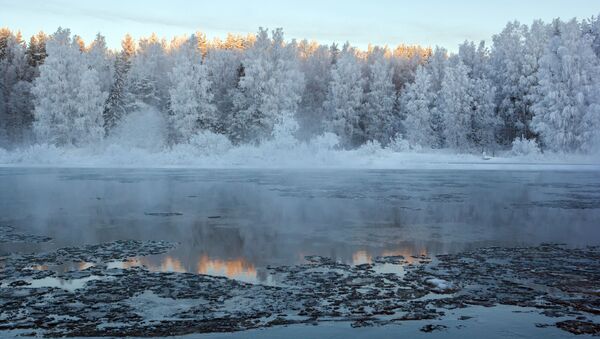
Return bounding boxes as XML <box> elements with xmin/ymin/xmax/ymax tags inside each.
<box><xmin>0</xmin><ymin>140</ymin><xmax>598</xmax><ymax>171</ymax></box>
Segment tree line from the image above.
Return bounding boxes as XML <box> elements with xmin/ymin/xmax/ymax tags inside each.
<box><xmin>1</xmin><ymin>15</ymin><xmax>599</xmax><ymax>153</ymax></box>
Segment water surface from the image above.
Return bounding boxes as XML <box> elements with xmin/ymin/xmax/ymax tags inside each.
<box><xmin>1</xmin><ymin>168</ymin><xmax>599</xmax><ymax>283</ymax></box>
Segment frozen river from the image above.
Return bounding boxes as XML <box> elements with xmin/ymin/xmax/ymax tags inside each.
<box><xmin>1</xmin><ymin>168</ymin><xmax>599</xmax><ymax>283</ymax></box>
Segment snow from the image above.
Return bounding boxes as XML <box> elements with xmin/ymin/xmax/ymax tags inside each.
<box><xmin>426</xmin><ymin>278</ymin><xmax>455</xmax><ymax>292</ymax></box>
<box><xmin>0</xmin><ymin>140</ymin><xmax>598</xmax><ymax>170</ymax></box>
<box><xmin>126</xmin><ymin>290</ymin><xmax>203</xmax><ymax>322</ymax></box>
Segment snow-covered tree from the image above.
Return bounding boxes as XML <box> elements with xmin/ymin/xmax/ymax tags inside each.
<box><xmin>32</xmin><ymin>28</ymin><xmax>106</xmax><ymax>146</ymax></box>
<box><xmin>391</xmin><ymin>44</ymin><xmax>430</xmax><ymax>91</ymax></box>
<box><xmin>470</xmin><ymin>76</ymin><xmax>499</xmax><ymax>151</ymax></box>
<box><xmin>521</xmin><ymin>20</ymin><xmax>551</xmax><ymax>134</ymax></box>
<box><xmin>439</xmin><ymin>61</ymin><xmax>473</xmax><ymax>150</ymax></box>
<box><xmin>104</xmin><ymin>34</ymin><xmax>135</xmax><ymax>131</ymax></box>
<box><xmin>457</xmin><ymin>40</ymin><xmax>499</xmax><ymax>151</ymax></box>
<box><xmin>490</xmin><ymin>20</ymin><xmax>551</xmax><ymax>144</ymax></box>
<box><xmin>26</xmin><ymin>31</ymin><xmax>47</xmax><ymax>72</ymax></box>
<box><xmin>0</xmin><ymin>18</ymin><xmax>598</xmax><ymax>154</ymax></box>
<box><xmin>73</xmin><ymin>69</ymin><xmax>106</xmax><ymax>144</ymax></box>
<box><xmin>298</xmin><ymin>43</ymin><xmax>332</xmax><ymax>135</ymax></box>
<box><xmin>168</xmin><ymin>34</ymin><xmax>216</xmax><ymax>143</ymax></box>
<box><xmin>204</xmin><ymin>47</ymin><xmax>242</xmax><ymax>134</ymax></box>
<box><xmin>426</xmin><ymin>47</ymin><xmax>448</xmax><ymax>93</ymax></box>
<box><xmin>323</xmin><ymin>44</ymin><xmax>365</xmax><ymax>147</ymax></box>
<box><xmin>438</xmin><ymin>58</ymin><xmax>498</xmax><ymax>151</ymax></box>
<box><xmin>230</xmin><ymin>28</ymin><xmax>304</xmax><ymax>143</ymax></box>
<box><xmin>531</xmin><ymin>19</ymin><xmax>600</xmax><ymax>152</ymax></box>
<box><xmin>490</xmin><ymin>21</ymin><xmax>528</xmax><ymax>143</ymax></box>
<box><xmin>582</xmin><ymin>15</ymin><xmax>600</xmax><ymax>57</ymax></box>
<box><xmin>123</xmin><ymin>33</ymin><xmax>170</xmax><ymax>114</ymax></box>
<box><xmin>86</xmin><ymin>33</ymin><xmax>114</xmax><ymax>94</ymax></box>
<box><xmin>362</xmin><ymin>48</ymin><xmax>397</xmax><ymax>144</ymax></box>
<box><xmin>32</xmin><ymin>28</ymin><xmax>78</xmax><ymax>145</ymax></box>
<box><xmin>458</xmin><ymin>40</ymin><xmax>489</xmax><ymax>79</ymax></box>
<box><xmin>0</xmin><ymin>30</ymin><xmax>34</xmax><ymax>145</ymax></box>
<box><xmin>424</xmin><ymin>47</ymin><xmax>449</xmax><ymax>147</ymax></box>
<box><xmin>401</xmin><ymin>66</ymin><xmax>436</xmax><ymax>147</ymax></box>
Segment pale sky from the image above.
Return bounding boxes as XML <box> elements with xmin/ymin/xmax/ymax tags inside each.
<box><xmin>1</xmin><ymin>0</ymin><xmax>599</xmax><ymax>50</ymax></box>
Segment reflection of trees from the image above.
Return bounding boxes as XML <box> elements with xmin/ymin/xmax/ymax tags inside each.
<box><xmin>3</xmin><ymin>169</ymin><xmax>599</xmax><ymax>283</ymax></box>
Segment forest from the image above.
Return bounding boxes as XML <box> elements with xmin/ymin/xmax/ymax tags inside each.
<box><xmin>1</xmin><ymin>15</ymin><xmax>600</xmax><ymax>157</ymax></box>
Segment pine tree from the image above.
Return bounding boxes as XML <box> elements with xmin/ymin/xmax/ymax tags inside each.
<box><xmin>104</xmin><ymin>34</ymin><xmax>135</xmax><ymax>131</ymax></box>
<box><xmin>168</xmin><ymin>34</ymin><xmax>216</xmax><ymax>143</ymax></box>
<box><xmin>425</xmin><ymin>47</ymin><xmax>448</xmax><ymax>147</ymax></box>
<box><xmin>26</xmin><ymin>31</ymin><xmax>47</xmax><ymax>74</ymax></box>
<box><xmin>0</xmin><ymin>30</ymin><xmax>34</xmax><ymax>145</ymax></box>
<box><xmin>230</xmin><ymin>28</ymin><xmax>304</xmax><ymax>143</ymax></box>
<box><xmin>391</xmin><ymin>44</ymin><xmax>431</xmax><ymax>91</ymax></box>
<box><xmin>204</xmin><ymin>47</ymin><xmax>243</xmax><ymax>134</ymax></box>
<box><xmin>0</xmin><ymin>28</ymin><xmax>13</xmax><ymax>59</ymax></box>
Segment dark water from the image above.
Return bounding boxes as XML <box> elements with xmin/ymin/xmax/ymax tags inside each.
<box><xmin>1</xmin><ymin>168</ymin><xmax>599</xmax><ymax>283</ymax></box>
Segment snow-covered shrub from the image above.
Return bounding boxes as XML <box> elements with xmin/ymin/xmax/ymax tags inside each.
<box><xmin>107</xmin><ymin>106</ymin><xmax>167</xmax><ymax>151</ymax></box>
<box><xmin>510</xmin><ymin>137</ymin><xmax>541</xmax><ymax>156</ymax></box>
<box><xmin>11</xmin><ymin>143</ymin><xmax>65</xmax><ymax>164</ymax></box>
<box><xmin>356</xmin><ymin>140</ymin><xmax>383</xmax><ymax>156</ymax></box>
<box><xmin>387</xmin><ymin>133</ymin><xmax>412</xmax><ymax>152</ymax></box>
<box><xmin>188</xmin><ymin>130</ymin><xmax>233</xmax><ymax>155</ymax></box>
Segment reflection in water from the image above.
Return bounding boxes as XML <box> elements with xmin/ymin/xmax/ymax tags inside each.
<box><xmin>382</xmin><ymin>248</ymin><xmax>428</xmax><ymax>264</ymax></box>
<box><xmin>156</xmin><ymin>256</ymin><xmax>186</xmax><ymax>273</ymax></box>
<box><xmin>352</xmin><ymin>250</ymin><xmax>372</xmax><ymax>265</ymax></box>
<box><xmin>105</xmin><ymin>255</ymin><xmax>258</xmax><ymax>282</ymax></box>
<box><xmin>79</xmin><ymin>262</ymin><xmax>94</xmax><ymax>270</ymax></box>
<box><xmin>196</xmin><ymin>255</ymin><xmax>256</xmax><ymax>281</ymax></box>
<box><xmin>1</xmin><ymin>168</ymin><xmax>599</xmax><ymax>283</ymax></box>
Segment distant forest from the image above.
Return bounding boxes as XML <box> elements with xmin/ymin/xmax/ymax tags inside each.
<box><xmin>1</xmin><ymin>14</ymin><xmax>600</xmax><ymax>153</ymax></box>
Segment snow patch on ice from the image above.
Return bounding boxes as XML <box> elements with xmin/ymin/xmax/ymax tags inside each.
<box><xmin>426</xmin><ymin>278</ymin><xmax>456</xmax><ymax>293</ymax></box>
<box><xmin>127</xmin><ymin>290</ymin><xmax>204</xmax><ymax>321</ymax></box>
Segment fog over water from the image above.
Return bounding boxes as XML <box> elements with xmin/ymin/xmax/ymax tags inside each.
<box><xmin>1</xmin><ymin>168</ymin><xmax>599</xmax><ymax>283</ymax></box>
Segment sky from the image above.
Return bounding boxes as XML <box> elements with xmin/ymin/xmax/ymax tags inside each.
<box><xmin>1</xmin><ymin>0</ymin><xmax>599</xmax><ymax>51</ymax></box>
